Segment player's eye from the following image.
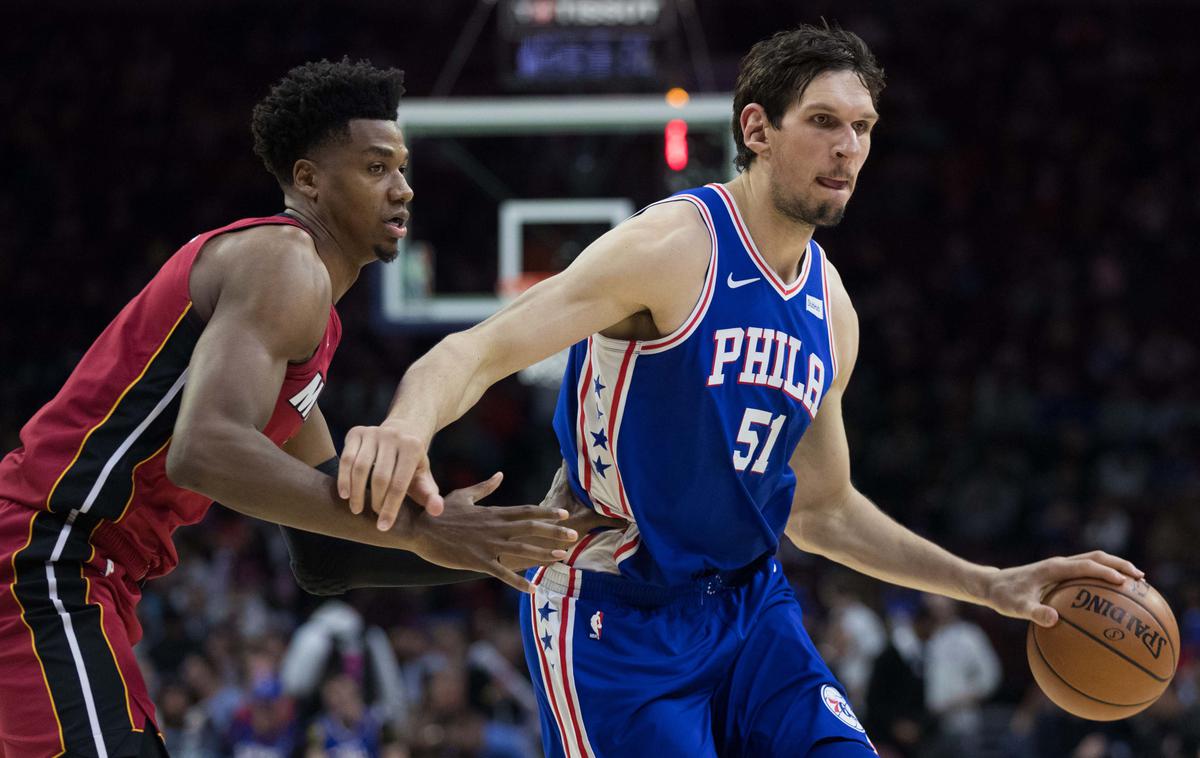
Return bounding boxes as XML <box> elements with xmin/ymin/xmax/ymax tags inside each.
<box><xmin>852</xmin><ymin>121</ymin><xmax>870</xmax><ymax>134</ymax></box>
<box><xmin>812</xmin><ymin>114</ymin><xmax>832</xmax><ymax>127</ymax></box>
<box><xmin>368</xmin><ymin>163</ymin><xmax>386</xmax><ymax>174</ymax></box>
<box><xmin>399</xmin><ymin>164</ymin><xmax>408</xmax><ymax>175</ymax></box>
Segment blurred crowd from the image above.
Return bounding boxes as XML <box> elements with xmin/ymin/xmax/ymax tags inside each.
<box><xmin>2</xmin><ymin>1</ymin><xmax>1198</xmax><ymax>756</ymax></box>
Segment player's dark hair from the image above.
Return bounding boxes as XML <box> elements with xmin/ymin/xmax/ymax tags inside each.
<box><xmin>251</xmin><ymin>57</ymin><xmax>406</xmax><ymax>184</ymax></box>
<box><xmin>732</xmin><ymin>23</ymin><xmax>885</xmax><ymax>172</ymax></box>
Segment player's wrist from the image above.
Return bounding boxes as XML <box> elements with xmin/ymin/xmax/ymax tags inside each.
<box><xmin>378</xmin><ymin>414</ymin><xmax>434</xmax><ymax>450</ymax></box>
<box><xmin>968</xmin><ymin>564</ymin><xmax>1003</xmax><ymax>609</ymax></box>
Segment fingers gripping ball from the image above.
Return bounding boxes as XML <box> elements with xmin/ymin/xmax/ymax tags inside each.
<box><xmin>1027</xmin><ymin>578</ymin><xmax>1179</xmax><ymax>721</ymax></box>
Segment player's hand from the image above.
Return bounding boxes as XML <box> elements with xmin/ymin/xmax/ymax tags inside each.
<box><xmin>339</xmin><ymin>420</ymin><xmax>442</xmax><ymax>528</ymax></box>
<box><xmin>539</xmin><ymin>462</ymin><xmax>624</xmax><ymax>537</ymax></box>
<box><xmin>497</xmin><ymin>463</ymin><xmax>625</xmax><ymax>571</ymax></box>
<box><xmin>982</xmin><ymin>550</ymin><xmax>1144</xmax><ymax>628</ymax></box>
<box><xmin>401</xmin><ymin>472</ymin><xmax>580</xmax><ymax>593</ymax></box>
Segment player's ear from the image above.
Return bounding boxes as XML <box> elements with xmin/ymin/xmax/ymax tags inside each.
<box><xmin>740</xmin><ymin>103</ymin><xmax>771</xmax><ymax>162</ymax></box>
<box><xmin>292</xmin><ymin>159</ymin><xmax>319</xmax><ymax>200</ymax></box>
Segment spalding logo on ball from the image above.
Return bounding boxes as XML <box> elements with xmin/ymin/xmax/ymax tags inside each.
<box><xmin>1028</xmin><ymin>577</ymin><xmax>1179</xmax><ymax>721</ymax></box>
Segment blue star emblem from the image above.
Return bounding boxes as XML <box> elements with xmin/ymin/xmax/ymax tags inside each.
<box><xmin>596</xmin><ymin>405</ymin><xmax>604</xmax><ymax>419</ymax></box>
<box><xmin>590</xmin><ymin>429</ymin><xmax>608</xmax><ymax>450</ymax></box>
<box><xmin>593</xmin><ymin>456</ymin><xmax>611</xmax><ymax>478</ymax></box>
<box><xmin>541</xmin><ymin>632</ymin><xmax>553</xmax><ymax>651</ymax></box>
<box><xmin>593</xmin><ymin>376</ymin><xmax>606</xmax><ymax>395</ymax></box>
<box><xmin>538</xmin><ymin>602</ymin><xmax>556</xmax><ymax>622</ymax></box>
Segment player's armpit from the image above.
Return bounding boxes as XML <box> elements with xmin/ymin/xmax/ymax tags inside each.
<box><xmin>281</xmin><ymin>404</ymin><xmax>337</xmax><ymax>466</ymax></box>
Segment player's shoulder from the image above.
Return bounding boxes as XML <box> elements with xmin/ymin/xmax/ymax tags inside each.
<box><xmin>192</xmin><ymin>221</ymin><xmax>331</xmax><ymax>350</ymax></box>
<box><xmin>816</xmin><ymin>246</ymin><xmax>860</xmax><ymax>381</ymax></box>
<box><xmin>217</xmin><ymin>222</ymin><xmax>322</xmax><ymax>275</ymax></box>
<box><xmin>597</xmin><ymin>198</ymin><xmax>712</xmax><ymax>276</ymax></box>
<box><xmin>818</xmin><ymin>248</ymin><xmax>856</xmax><ymax>324</ymax></box>
<box><xmin>627</xmin><ymin>198</ymin><xmax>712</xmax><ymax>246</ymax></box>
<box><xmin>203</xmin><ymin>221</ymin><xmax>330</xmax><ymax>302</ymax></box>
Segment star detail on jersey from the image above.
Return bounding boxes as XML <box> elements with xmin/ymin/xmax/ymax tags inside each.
<box><xmin>593</xmin><ymin>376</ymin><xmax>606</xmax><ymax>395</ymax></box>
<box><xmin>593</xmin><ymin>456</ymin><xmax>611</xmax><ymax>478</ymax></box>
<box><xmin>590</xmin><ymin>429</ymin><xmax>608</xmax><ymax>450</ymax></box>
<box><xmin>534</xmin><ymin>590</ymin><xmax>564</xmax><ymax>670</ymax></box>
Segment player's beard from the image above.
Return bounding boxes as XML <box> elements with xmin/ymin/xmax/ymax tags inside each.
<box><xmin>375</xmin><ymin>243</ymin><xmax>400</xmax><ymax>263</ymax></box>
<box><xmin>770</xmin><ymin>180</ymin><xmax>847</xmax><ymax>228</ymax></box>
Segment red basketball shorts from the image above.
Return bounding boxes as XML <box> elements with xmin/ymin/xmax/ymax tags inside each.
<box><xmin>0</xmin><ymin>498</ymin><xmax>158</xmax><ymax>757</ymax></box>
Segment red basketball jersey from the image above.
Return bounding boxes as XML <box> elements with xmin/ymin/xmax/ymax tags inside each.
<box><xmin>0</xmin><ymin>216</ymin><xmax>342</xmax><ymax>581</ymax></box>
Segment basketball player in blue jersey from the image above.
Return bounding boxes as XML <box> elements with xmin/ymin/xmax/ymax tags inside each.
<box><xmin>342</xmin><ymin>25</ymin><xmax>1143</xmax><ymax>757</ymax></box>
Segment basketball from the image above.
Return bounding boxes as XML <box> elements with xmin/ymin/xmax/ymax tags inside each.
<box><xmin>1027</xmin><ymin>578</ymin><xmax>1179</xmax><ymax>720</ymax></box>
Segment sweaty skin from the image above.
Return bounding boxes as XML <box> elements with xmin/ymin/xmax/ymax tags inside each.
<box><xmin>341</xmin><ymin>74</ymin><xmax>1142</xmax><ymax>623</ymax></box>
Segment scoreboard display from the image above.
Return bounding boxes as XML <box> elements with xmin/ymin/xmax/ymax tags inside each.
<box><xmin>499</xmin><ymin>0</ymin><xmax>671</xmax><ymax>88</ymax></box>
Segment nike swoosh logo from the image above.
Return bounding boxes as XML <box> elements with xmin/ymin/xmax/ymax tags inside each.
<box><xmin>727</xmin><ymin>273</ymin><xmax>761</xmax><ymax>289</ymax></box>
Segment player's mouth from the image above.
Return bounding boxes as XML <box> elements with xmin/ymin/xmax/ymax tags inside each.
<box><xmin>384</xmin><ymin>214</ymin><xmax>408</xmax><ymax>239</ymax></box>
<box><xmin>815</xmin><ymin>177</ymin><xmax>851</xmax><ymax>191</ymax></box>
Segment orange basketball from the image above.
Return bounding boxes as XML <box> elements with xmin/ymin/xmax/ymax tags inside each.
<box><xmin>1027</xmin><ymin>577</ymin><xmax>1179</xmax><ymax>720</ymax></box>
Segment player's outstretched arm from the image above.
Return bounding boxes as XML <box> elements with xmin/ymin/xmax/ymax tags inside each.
<box><xmin>276</xmin><ymin>408</ymin><xmax>592</xmax><ymax>593</ymax></box>
<box><xmin>164</xmin><ymin>229</ymin><xmax>574</xmax><ymax>581</ymax></box>
<box><xmin>784</xmin><ymin>262</ymin><xmax>1143</xmax><ymax>627</ymax></box>
<box><xmin>338</xmin><ymin>201</ymin><xmax>712</xmax><ymax>531</ymax></box>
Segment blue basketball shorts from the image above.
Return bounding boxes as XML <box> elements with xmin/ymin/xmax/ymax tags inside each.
<box><xmin>520</xmin><ymin>557</ymin><xmax>877</xmax><ymax>757</ymax></box>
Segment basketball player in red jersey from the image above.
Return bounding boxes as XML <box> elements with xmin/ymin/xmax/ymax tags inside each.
<box><xmin>0</xmin><ymin>59</ymin><xmax>589</xmax><ymax>757</ymax></box>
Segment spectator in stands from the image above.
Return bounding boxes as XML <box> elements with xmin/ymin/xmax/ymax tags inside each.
<box><xmin>922</xmin><ymin>595</ymin><xmax>1002</xmax><ymax>756</ymax></box>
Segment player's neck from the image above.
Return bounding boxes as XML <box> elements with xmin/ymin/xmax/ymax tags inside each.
<box><xmin>280</xmin><ymin>206</ymin><xmax>362</xmax><ymax>302</ymax></box>
<box><xmin>724</xmin><ymin>172</ymin><xmax>815</xmax><ymax>284</ymax></box>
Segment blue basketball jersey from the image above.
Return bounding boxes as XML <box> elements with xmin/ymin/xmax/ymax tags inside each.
<box><xmin>552</xmin><ymin>183</ymin><xmax>840</xmax><ymax>586</ymax></box>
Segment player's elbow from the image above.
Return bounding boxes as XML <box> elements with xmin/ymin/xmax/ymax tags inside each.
<box><xmin>164</xmin><ymin>428</ymin><xmax>227</xmax><ymax>494</ymax></box>
<box><xmin>164</xmin><ymin>438</ymin><xmax>202</xmax><ymax>490</ymax></box>
<box><xmin>435</xmin><ymin>330</ymin><xmax>505</xmax><ymax>391</ymax></box>
<box><xmin>280</xmin><ymin>526</ymin><xmax>350</xmax><ymax>596</ymax></box>
<box><xmin>786</xmin><ymin>485</ymin><xmax>855</xmax><ymax>554</ymax></box>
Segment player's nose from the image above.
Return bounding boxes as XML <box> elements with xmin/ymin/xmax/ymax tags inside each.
<box><xmin>389</xmin><ymin>171</ymin><xmax>414</xmax><ymax>203</ymax></box>
<box><xmin>833</xmin><ymin>126</ymin><xmax>865</xmax><ymax>160</ymax></box>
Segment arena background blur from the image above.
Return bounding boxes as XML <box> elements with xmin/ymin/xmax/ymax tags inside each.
<box><xmin>2</xmin><ymin>1</ymin><xmax>1198</xmax><ymax>756</ymax></box>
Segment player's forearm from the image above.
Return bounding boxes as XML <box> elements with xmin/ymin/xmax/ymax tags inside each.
<box><xmin>166</xmin><ymin>426</ymin><xmax>416</xmax><ymax>550</ymax></box>
<box><xmin>787</xmin><ymin>488</ymin><xmax>998</xmax><ymax>606</ymax></box>
<box><xmin>385</xmin><ymin>331</ymin><xmax>498</xmax><ymax>438</ymax></box>
<box><xmin>279</xmin><ymin>457</ymin><xmax>485</xmax><ymax>594</ymax></box>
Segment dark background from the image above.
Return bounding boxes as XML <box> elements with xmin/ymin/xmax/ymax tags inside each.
<box><xmin>1</xmin><ymin>2</ymin><xmax>1198</xmax><ymax>756</ymax></box>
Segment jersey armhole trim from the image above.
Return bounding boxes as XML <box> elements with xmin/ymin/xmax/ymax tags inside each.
<box><xmin>818</xmin><ymin>243</ymin><xmax>839</xmax><ymax>380</ymax></box>
<box><xmin>635</xmin><ymin>194</ymin><xmax>719</xmax><ymax>355</ymax></box>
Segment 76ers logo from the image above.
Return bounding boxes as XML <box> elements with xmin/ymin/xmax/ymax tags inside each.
<box><xmin>820</xmin><ymin>685</ymin><xmax>865</xmax><ymax>732</ymax></box>
<box><xmin>589</xmin><ymin>611</ymin><xmax>604</xmax><ymax>640</ymax></box>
